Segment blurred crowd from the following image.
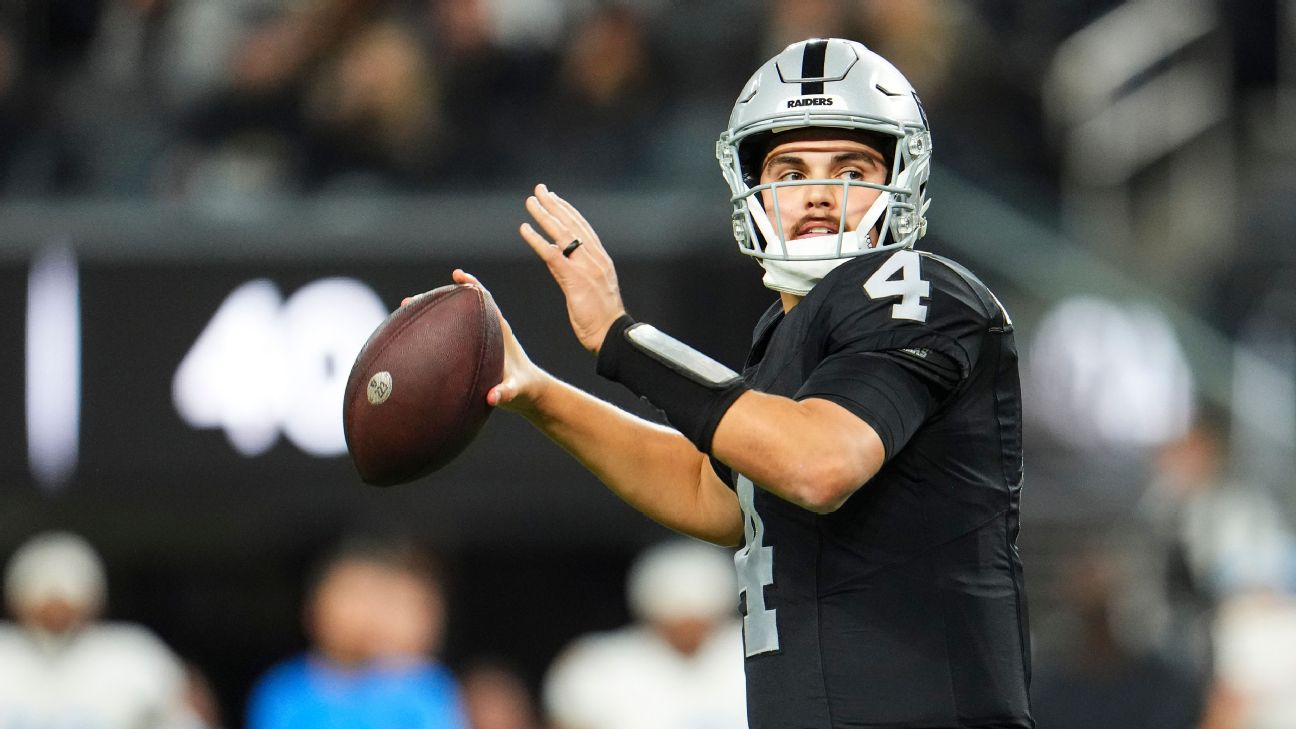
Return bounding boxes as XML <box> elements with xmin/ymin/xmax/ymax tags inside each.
<box><xmin>0</xmin><ymin>531</ymin><xmax>743</xmax><ymax>729</ymax></box>
<box><xmin>0</xmin><ymin>0</ymin><xmax>1099</xmax><ymax>200</ymax></box>
<box><xmin>5</xmin><ymin>474</ymin><xmax>1294</xmax><ymax>729</ymax></box>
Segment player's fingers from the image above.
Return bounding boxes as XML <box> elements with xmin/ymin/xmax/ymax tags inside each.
<box><xmin>537</xmin><ymin>185</ymin><xmax>595</xmax><ymax>254</ymax></box>
<box><xmin>525</xmin><ymin>190</ymin><xmax>575</xmax><ymax>246</ymax></box>
<box><xmin>519</xmin><ymin>223</ymin><xmax>564</xmax><ymax>266</ymax></box>
<box><xmin>547</xmin><ymin>192</ymin><xmax>604</xmax><ymax>252</ymax></box>
<box><xmin>452</xmin><ymin>268</ymin><xmax>483</xmax><ymax>288</ymax></box>
<box><xmin>453</xmin><ymin>268</ymin><xmax>517</xmax><ymax>338</ymax></box>
<box><xmin>538</xmin><ymin>185</ymin><xmax>588</xmax><ymax>240</ymax></box>
<box><xmin>487</xmin><ymin>381</ymin><xmax>514</xmax><ymax>407</ymax></box>
<box><xmin>452</xmin><ymin>269</ymin><xmax>499</xmax><ymax>302</ymax></box>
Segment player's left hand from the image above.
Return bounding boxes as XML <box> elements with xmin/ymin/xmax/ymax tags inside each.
<box><xmin>519</xmin><ymin>183</ymin><xmax>626</xmax><ymax>354</ymax></box>
<box><xmin>429</xmin><ymin>269</ymin><xmax>551</xmax><ymax>414</ymax></box>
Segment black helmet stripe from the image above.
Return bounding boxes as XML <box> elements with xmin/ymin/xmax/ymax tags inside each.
<box><xmin>800</xmin><ymin>40</ymin><xmax>828</xmax><ymax>95</ymax></box>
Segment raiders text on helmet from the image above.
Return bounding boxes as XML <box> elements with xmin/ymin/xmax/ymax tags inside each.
<box><xmin>717</xmin><ymin>39</ymin><xmax>933</xmax><ymax>295</ymax></box>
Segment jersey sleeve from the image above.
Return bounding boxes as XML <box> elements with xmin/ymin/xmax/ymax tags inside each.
<box><xmin>797</xmin><ymin>349</ymin><xmax>957</xmax><ymax>460</ymax></box>
<box><xmin>812</xmin><ymin>251</ymin><xmax>998</xmax><ymax>379</ymax></box>
<box><xmin>794</xmin><ymin>252</ymin><xmax>1000</xmax><ymax>459</ymax></box>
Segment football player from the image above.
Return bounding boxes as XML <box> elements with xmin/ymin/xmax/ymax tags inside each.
<box><xmin>450</xmin><ymin>38</ymin><xmax>1033</xmax><ymax>729</ymax></box>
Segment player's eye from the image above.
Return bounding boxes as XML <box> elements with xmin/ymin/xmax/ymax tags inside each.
<box><xmin>778</xmin><ymin>170</ymin><xmax>806</xmax><ymax>182</ymax></box>
<box><xmin>837</xmin><ymin>169</ymin><xmax>866</xmax><ymax>181</ymax></box>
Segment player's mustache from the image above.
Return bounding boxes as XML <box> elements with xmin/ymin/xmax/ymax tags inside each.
<box><xmin>792</xmin><ymin>217</ymin><xmax>841</xmax><ymax>237</ymax></box>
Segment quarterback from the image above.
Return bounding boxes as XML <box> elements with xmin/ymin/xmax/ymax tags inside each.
<box><xmin>448</xmin><ymin>38</ymin><xmax>1033</xmax><ymax>729</ymax></box>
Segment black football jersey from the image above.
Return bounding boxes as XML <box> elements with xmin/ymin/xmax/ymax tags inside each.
<box><xmin>717</xmin><ymin>249</ymin><xmax>1033</xmax><ymax>729</ymax></box>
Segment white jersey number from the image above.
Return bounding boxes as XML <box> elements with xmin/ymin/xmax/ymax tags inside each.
<box><xmin>863</xmin><ymin>249</ymin><xmax>930</xmax><ymax>321</ymax></box>
<box><xmin>735</xmin><ymin>475</ymin><xmax>779</xmax><ymax>656</ymax></box>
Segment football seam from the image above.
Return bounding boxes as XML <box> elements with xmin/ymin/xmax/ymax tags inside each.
<box><xmin>464</xmin><ymin>289</ymin><xmax>491</xmax><ymax>425</ymax></box>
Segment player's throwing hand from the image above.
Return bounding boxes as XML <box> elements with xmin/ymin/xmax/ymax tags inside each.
<box><xmin>518</xmin><ymin>183</ymin><xmax>627</xmax><ymax>354</ymax></box>
<box><xmin>448</xmin><ymin>269</ymin><xmax>548</xmax><ymax>413</ymax></box>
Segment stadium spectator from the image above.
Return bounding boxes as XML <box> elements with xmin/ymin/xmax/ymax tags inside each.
<box><xmin>1143</xmin><ymin>413</ymin><xmax>1296</xmax><ymax>601</ymax></box>
<box><xmin>410</xmin><ymin>0</ymin><xmax>554</xmax><ymax>190</ymax></box>
<box><xmin>1030</xmin><ymin>547</ymin><xmax>1207</xmax><ymax>729</ymax></box>
<box><xmin>1139</xmin><ymin>411</ymin><xmax>1296</xmax><ymax>729</ymax></box>
<box><xmin>245</xmin><ymin>539</ymin><xmax>467</xmax><ymax>729</ymax></box>
<box><xmin>542</xmin><ymin>539</ymin><xmax>746</xmax><ymax>729</ymax></box>
<box><xmin>180</xmin><ymin>0</ymin><xmax>412</xmax><ymax>196</ymax></box>
<box><xmin>460</xmin><ymin>659</ymin><xmax>544</xmax><ymax>729</ymax></box>
<box><xmin>1209</xmin><ymin>589</ymin><xmax>1296</xmax><ymax>729</ymax></box>
<box><xmin>296</xmin><ymin>18</ymin><xmax>441</xmax><ymax>192</ymax></box>
<box><xmin>0</xmin><ymin>12</ymin><xmax>24</xmax><ymax>191</ymax></box>
<box><xmin>522</xmin><ymin>2</ymin><xmax>665</xmax><ymax>189</ymax></box>
<box><xmin>759</xmin><ymin>0</ymin><xmax>853</xmax><ymax>58</ymax></box>
<box><xmin>0</xmin><ymin>531</ymin><xmax>209</xmax><ymax>729</ymax></box>
<box><xmin>850</xmin><ymin>0</ymin><xmax>1052</xmax><ymax>201</ymax></box>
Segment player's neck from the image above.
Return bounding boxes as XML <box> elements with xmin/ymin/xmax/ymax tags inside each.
<box><xmin>780</xmin><ymin>291</ymin><xmax>803</xmax><ymax>312</ymax></box>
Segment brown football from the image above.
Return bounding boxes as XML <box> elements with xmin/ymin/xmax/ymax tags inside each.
<box><xmin>343</xmin><ymin>284</ymin><xmax>504</xmax><ymax>486</ymax></box>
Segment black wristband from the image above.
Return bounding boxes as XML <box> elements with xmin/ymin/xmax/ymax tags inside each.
<box><xmin>597</xmin><ymin>315</ymin><xmax>748</xmax><ymax>453</ymax></box>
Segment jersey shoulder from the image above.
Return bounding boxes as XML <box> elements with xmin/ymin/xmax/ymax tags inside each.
<box><xmin>806</xmin><ymin>249</ymin><xmax>1009</xmax><ymax>376</ymax></box>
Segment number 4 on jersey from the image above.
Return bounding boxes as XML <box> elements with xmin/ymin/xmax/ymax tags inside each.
<box><xmin>735</xmin><ymin>475</ymin><xmax>779</xmax><ymax>657</ymax></box>
<box><xmin>863</xmin><ymin>249</ymin><xmax>930</xmax><ymax>322</ymax></box>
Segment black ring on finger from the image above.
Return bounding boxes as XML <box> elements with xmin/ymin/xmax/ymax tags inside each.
<box><xmin>562</xmin><ymin>238</ymin><xmax>583</xmax><ymax>257</ymax></box>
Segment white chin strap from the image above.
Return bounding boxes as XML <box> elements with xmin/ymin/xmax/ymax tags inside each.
<box><xmin>759</xmin><ymin>235</ymin><xmax>866</xmax><ymax>295</ymax></box>
<box><xmin>752</xmin><ymin>190</ymin><xmax>892</xmax><ymax>296</ymax></box>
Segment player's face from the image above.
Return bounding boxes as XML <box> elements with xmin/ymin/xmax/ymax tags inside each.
<box><xmin>758</xmin><ymin>132</ymin><xmax>888</xmax><ymax>245</ymax></box>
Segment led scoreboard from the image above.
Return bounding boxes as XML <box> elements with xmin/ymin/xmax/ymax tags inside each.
<box><xmin>0</xmin><ymin>195</ymin><xmax>750</xmax><ymax>549</ymax></box>
<box><xmin>18</xmin><ymin>247</ymin><xmax>391</xmax><ymax>490</ymax></box>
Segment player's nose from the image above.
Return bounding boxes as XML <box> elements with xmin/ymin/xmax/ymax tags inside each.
<box><xmin>804</xmin><ymin>181</ymin><xmax>839</xmax><ymax>209</ymax></box>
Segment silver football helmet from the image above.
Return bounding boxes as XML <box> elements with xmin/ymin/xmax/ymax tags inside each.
<box><xmin>717</xmin><ymin>38</ymin><xmax>932</xmax><ymax>295</ymax></box>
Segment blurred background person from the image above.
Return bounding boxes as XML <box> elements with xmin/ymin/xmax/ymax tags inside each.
<box><xmin>0</xmin><ymin>531</ymin><xmax>208</xmax><ymax>729</ymax></box>
<box><xmin>1142</xmin><ymin>411</ymin><xmax>1296</xmax><ymax>606</ymax></box>
<box><xmin>1138</xmin><ymin>409</ymin><xmax>1296</xmax><ymax>676</ymax></box>
<box><xmin>758</xmin><ymin>0</ymin><xmax>852</xmax><ymax>57</ymax></box>
<box><xmin>522</xmin><ymin>2</ymin><xmax>664</xmax><ymax>189</ymax></box>
<box><xmin>1030</xmin><ymin>545</ymin><xmax>1208</xmax><ymax>729</ymax></box>
<box><xmin>459</xmin><ymin>659</ymin><xmax>544</xmax><ymax>729</ymax></box>
<box><xmin>411</xmin><ymin>0</ymin><xmax>555</xmax><ymax>191</ymax></box>
<box><xmin>1141</xmin><ymin>412</ymin><xmax>1296</xmax><ymax>729</ymax></box>
<box><xmin>1209</xmin><ymin>588</ymin><xmax>1296</xmax><ymax>729</ymax></box>
<box><xmin>295</xmin><ymin>17</ymin><xmax>442</xmax><ymax>193</ymax></box>
<box><xmin>245</xmin><ymin>538</ymin><xmax>467</xmax><ymax>729</ymax></box>
<box><xmin>180</xmin><ymin>0</ymin><xmax>442</xmax><ymax>197</ymax></box>
<box><xmin>542</xmin><ymin>539</ymin><xmax>745</xmax><ymax>729</ymax></box>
